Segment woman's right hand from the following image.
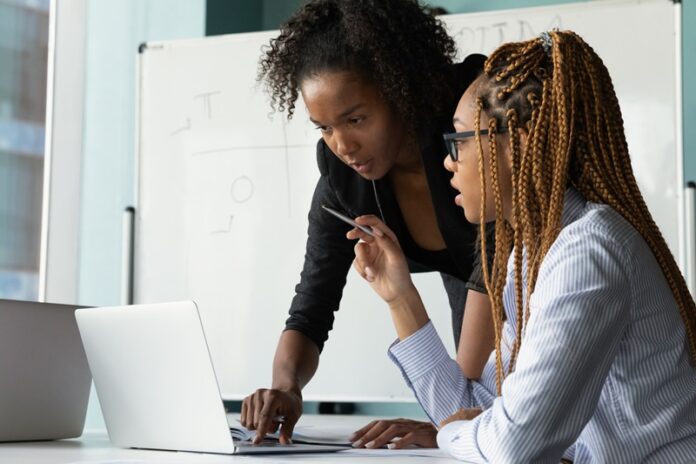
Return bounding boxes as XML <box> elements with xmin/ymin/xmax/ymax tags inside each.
<box><xmin>240</xmin><ymin>388</ymin><xmax>302</xmax><ymax>444</ymax></box>
<box><xmin>349</xmin><ymin>215</ymin><xmax>414</xmax><ymax>304</ymax></box>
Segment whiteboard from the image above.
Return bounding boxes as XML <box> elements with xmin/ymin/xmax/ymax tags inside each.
<box><xmin>135</xmin><ymin>0</ymin><xmax>681</xmax><ymax>401</ymax></box>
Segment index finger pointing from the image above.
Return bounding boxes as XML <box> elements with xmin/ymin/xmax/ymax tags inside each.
<box><xmin>278</xmin><ymin>420</ymin><xmax>295</xmax><ymax>445</ymax></box>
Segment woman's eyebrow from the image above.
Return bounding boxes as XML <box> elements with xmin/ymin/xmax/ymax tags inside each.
<box><xmin>452</xmin><ymin>116</ymin><xmax>472</xmax><ymax>129</ymax></box>
<box><xmin>309</xmin><ymin>103</ymin><xmax>367</xmax><ymax>125</ymax></box>
<box><xmin>337</xmin><ymin>103</ymin><xmax>366</xmax><ymax>118</ymax></box>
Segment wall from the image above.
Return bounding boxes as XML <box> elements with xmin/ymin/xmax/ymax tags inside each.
<box><xmin>207</xmin><ymin>0</ymin><xmax>262</xmax><ymax>34</ymax></box>
<box><xmin>205</xmin><ymin>0</ymin><xmax>305</xmax><ymax>35</ymax></box>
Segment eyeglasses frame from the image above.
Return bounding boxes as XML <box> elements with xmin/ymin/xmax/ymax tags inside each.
<box><xmin>442</xmin><ymin>126</ymin><xmax>509</xmax><ymax>162</ymax></box>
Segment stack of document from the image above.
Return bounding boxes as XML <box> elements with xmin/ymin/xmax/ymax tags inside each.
<box><xmin>229</xmin><ymin>420</ymin><xmax>450</xmax><ymax>458</ymax></box>
<box><xmin>229</xmin><ymin>423</ymin><xmax>352</xmax><ymax>447</ymax></box>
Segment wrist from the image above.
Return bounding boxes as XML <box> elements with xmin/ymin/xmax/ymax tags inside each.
<box><xmin>387</xmin><ymin>285</ymin><xmax>420</xmax><ymax>312</ymax></box>
<box><xmin>271</xmin><ymin>375</ymin><xmax>303</xmax><ymax>399</ymax></box>
<box><xmin>387</xmin><ymin>286</ymin><xmax>430</xmax><ymax>340</ymax></box>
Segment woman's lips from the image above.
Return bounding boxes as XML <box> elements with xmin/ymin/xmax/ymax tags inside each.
<box><xmin>450</xmin><ymin>179</ymin><xmax>465</xmax><ymax>208</ymax></box>
<box><xmin>352</xmin><ymin>159</ymin><xmax>373</xmax><ymax>173</ymax></box>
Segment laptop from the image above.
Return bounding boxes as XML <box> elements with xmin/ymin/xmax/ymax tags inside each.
<box><xmin>74</xmin><ymin>301</ymin><xmax>347</xmax><ymax>455</ymax></box>
<box><xmin>0</xmin><ymin>299</ymin><xmax>91</xmax><ymax>442</ymax></box>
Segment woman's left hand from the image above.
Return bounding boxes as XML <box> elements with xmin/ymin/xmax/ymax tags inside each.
<box><xmin>350</xmin><ymin>418</ymin><xmax>438</xmax><ymax>449</ymax></box>
<box><xmin>439</xmin><ymin>408</ymin><xmax>483</xmax><ymax>429</ymax></box>
<box><xmin>349</xmin><ymin>215</ymin><xmax>414</xmax><ymax>304</ymax></box>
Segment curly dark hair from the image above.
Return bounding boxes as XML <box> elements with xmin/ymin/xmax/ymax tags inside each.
<box><xmin>258</xmin><ymin>0</ymin><xmax>457</xmax><ymax>137</ymax></box>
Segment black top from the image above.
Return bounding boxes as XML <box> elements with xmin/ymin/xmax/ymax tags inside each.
<box><xmin>285</xmin><ymin>56</ymin><xmax>489</xmax><ymax>352</ymax></box>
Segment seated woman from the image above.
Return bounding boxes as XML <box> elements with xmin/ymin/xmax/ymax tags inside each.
<box><xmin>348</xmin><ymin>30</ymin><xmax>696</xmax><ymax>462</ymax></box>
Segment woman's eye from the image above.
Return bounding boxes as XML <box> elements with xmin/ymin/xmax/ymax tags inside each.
<box><xmin>348</xmin><ymin>117</ymin><xmax>363</xmax><ymax>125</ymax></box>
<box><xmin>315</xmin><ymin>126</ymin><xmax>331</xmax><ymax>134</ymax></box>
<box><xmin>455</xmin><ymin>140</ymin><xmax>466</xmax><ymax>149</ymax></box>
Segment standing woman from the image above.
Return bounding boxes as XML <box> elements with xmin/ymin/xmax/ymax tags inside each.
<box><xmin>240</xmin><ymin>0</ymin><xmax>494</xmax><ymax>448</ymax></box>
<box><xmin>352</xmin><ymin>31</ymin><xmax>696</xmax><ymax>462</ymax></box>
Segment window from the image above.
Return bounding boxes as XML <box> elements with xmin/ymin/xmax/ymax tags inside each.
<box><xmin>0</xmin><ymin>0</ymin><xmax>49</xmax><ymax>300</ymax></box>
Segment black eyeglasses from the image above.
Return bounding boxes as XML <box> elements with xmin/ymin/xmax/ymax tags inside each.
<box><xmin>443</xmin><ymin>127</ymin><xmax>508</xmax><ymax>162</ymax></box>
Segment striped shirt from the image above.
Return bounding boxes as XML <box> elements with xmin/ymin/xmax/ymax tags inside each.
<box><xmin>388</xmin><ymin>188</ymin><xmax>696</xmax><ymax>463</ymax></box>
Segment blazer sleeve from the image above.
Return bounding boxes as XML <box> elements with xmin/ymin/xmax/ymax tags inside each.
<box><xmin>283</xmin><ymin>142</ymin><xmax>357</xmax><ymax>352</ymax></box>
<box><xmin>465</xmin><ymin>223</ymin><xmax>496</xmax><ymax>294</ymax></box>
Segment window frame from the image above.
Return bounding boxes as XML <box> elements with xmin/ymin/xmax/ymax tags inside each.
<box><xmin>39</xmin><ymin>0</ymin><xmax>87</xmax><ymax>304</ymax></box>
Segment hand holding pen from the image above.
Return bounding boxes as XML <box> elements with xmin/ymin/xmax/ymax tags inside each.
<box><xmin>347</xmin><ymin>215</ymin><xmax>415</xmax><ymax>305</ymax></box>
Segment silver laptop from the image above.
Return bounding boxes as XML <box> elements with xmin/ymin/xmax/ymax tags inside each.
<box><xmin>74</xmin><ymin>301</ymin><xmax>346</xmax><ymax>455</ymax></box>
<box><xmin>0</xmin><ymin>299</ymin><xmax>91</xmax><ymax>442</ymax></box>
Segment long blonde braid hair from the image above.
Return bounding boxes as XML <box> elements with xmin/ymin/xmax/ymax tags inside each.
<box><xmin>475</xmin><ymin>31</ymin><xmax>696</xmax><ymax>395</ymax></box>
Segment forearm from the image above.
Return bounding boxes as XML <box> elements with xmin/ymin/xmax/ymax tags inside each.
<box><xmin>272</xmin><ymin>329</ymin><xmax>320</xmax><ymax>394</ymax></box>
<box><xmin>388</xmin><ymin>286</ymin><xmax>430</xmax><ymax>340</ymax></box>
<box><xmin>457</xmin><ymin>290</ymin><xmax>495</xmax><ymax>379</ymax></box>
<box><xmin>388</xmin><ymin>322</ymin><xmax>473</xmax><ymax>425</ymax></box>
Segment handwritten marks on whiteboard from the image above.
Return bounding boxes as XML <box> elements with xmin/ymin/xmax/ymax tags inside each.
<box><xmin>207</xmin><ymin>177</ymin><xmax>255</xmax><ymax>235</ymax></box>
<box><xmin>194</xmin><ymin>91</ymin><xmax>222</xmax><ymax>119</ymax></box>
<box><xmin>211</xmin><ymin>215</ymin><xmax>235</xmax><ymax>235</ymax></box>
<box><xmin>190</xmin><ymin>144</ymin><xmax>309</xmax><ymax>157</ymax></box>
<box><xmin>169</xmin><ymin>88</ymin><xmax>305</xmax><ymax>235</ymax></box>
<box><xmin>170</xmin><ymin>117</ymin><xmax>191</xmax><ymax>136</ymax></box>
<box><xmin>448</xmin><ymin>15</ymin><xmax>563</xmax><ymax>56</ymax></box>
<box><xmin>170</xmin><ymin>90</ymin><xmax>223</xmax><ymax>139</ymax></box>
<box><xmin>231</xmin><ymin>176</ymin><xmax>254</xmax><ymax>204</ymax></box>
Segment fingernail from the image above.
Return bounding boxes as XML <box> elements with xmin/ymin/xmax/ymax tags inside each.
<box><xmin>352</xmin><ymin>440</ymin><xmax>363</xmax><ymax>448</ymax></box>
<box><xmin>349</xmin><ymin>433</ymin><xmax>357</xmax><ymax>441</ymax></box>
<box><xmin>365</xmin><ymin>441</ymin><xmax>375</xmax><ymax>449</ymax></box>
<box><xmin>374</xmin><ymin>228</ymin><xmax>384</xmax><ymax>237</ymax></box>
<box><xmin>387</xmin><ymin>443</ymin><xmax>396</xmax><ymax>450</ymax></box>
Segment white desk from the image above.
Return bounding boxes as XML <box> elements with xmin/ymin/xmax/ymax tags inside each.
<box><xmin>0</xmin><ymin>415</ymin><xmax>463</xmax><ymax>464</ymax></box>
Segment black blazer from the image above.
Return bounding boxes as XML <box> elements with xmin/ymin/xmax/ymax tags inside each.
<box><xmin>285</xmin><ymin>57</ymin><xmax>489</xmax><ymax>351</ymax></box>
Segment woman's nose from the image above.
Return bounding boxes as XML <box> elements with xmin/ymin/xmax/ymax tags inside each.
<box><xmin>334</xmin><ymin>131</ymin><xmax>358</xmax><ymax>157</ymax></box>
<box><xmin>443</xmin><ymin>154</ymin><xmax>456</xmax><ymax>172</ymax></box>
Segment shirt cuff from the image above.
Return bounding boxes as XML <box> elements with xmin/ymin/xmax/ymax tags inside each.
<box><xmin>388</xmin><ymin>321</ymin><xmax>449</xmax><ymax>382</ymax></box>
<box><xmin>437</xmin><ymin>419</ymin><xmax>483</xmax><ymax>462</ymax></box>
